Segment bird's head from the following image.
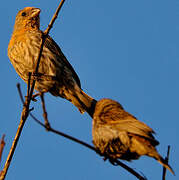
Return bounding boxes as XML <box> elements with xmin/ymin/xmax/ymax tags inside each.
<box><xmin>13</xmin><ymin>7</ymin><xmax>41</xmax><ymax>32</ymax></box>
<box><xmin>93</xmin><ymin>98</ymin><xmax>124</xmax><ymax>122</ymax></box>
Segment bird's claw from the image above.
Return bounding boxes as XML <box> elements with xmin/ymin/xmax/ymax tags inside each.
<box><xmin>31</xmin><ymin>72</ymin><xmax>42</xmax><ymax>81</ymax></box>
<box><xmin>109</xmin><ymin>158</ymin><xmax>118</xmax><ymax>166</ymax></box>
<box><xmin>31</xmin><ymin>96</ymin><xmax>37</xmax><ymax>102</ymax></box>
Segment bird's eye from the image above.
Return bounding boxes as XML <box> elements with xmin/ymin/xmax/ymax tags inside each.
<box><xmin>21</xmin><ymin>12</ymin><xmax>26</xmax><ymax>17</ymax></box>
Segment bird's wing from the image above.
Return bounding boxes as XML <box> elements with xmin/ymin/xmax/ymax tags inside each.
<box><xmin>101</xmin><ymin>107</ymin><xmax>159</xmax><ymax>145</ymax></box>
<box><xmin>44</xmin><ymin>34</ymin><xmax>81</xmax><ymax>88</ymax></box>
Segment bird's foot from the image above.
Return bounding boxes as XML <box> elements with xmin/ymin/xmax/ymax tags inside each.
<box><xmin>31</xmin><ymin>92</ymin><xmax>41</xmax><ymax>101</ymax></box>
<box><xmin>31</xmin><ymin>72</ymin><xmax>42</xmax><ymax>81</ymax></box>
<box><xmin>109</xmin><ymin>158</ymin><xmax>118</xmax><ymax>166</ymax></box>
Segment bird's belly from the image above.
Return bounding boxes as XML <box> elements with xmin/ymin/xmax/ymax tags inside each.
<box><xmin>92</xmin><ymin>125</ymin><xmax>140</xmax><ymax>161</ymax></box>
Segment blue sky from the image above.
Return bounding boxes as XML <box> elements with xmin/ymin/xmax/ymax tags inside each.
<box><xmin>0</xmin><ymin>0</ymin><xmax>178</xmax><ymax>179</ymax></box>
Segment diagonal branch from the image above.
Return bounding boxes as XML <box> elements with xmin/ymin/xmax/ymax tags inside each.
<box><xmin>33</xmin><ymin>111</ymin><xmax>147</xmax><ymax>180</ymax></box>
<box><xmin>29</xmin><ymin>0</ymin><xmax>66</xmax><ymax>101</ymax></box>
<box><xmin>0</xmin><ymin>134</ymin><xmax>5</xmax><ymax>177</ymax></box>
<box><xmin>0</xmin><ymin>1</ymin><xmax>66</xmax><ymax>180</ymax></box>
<box><xmin>40</xmin><ymin>93</ymin><xmax>51</xmax><ymax>130</ymax></box>
<box><xmin>44</xmin><ymin>0</ymin><xmax>66</xmax><ymax>35</ymax></box>
<box><xmin>16</xmin><ymin>83</ymin><xmax>147</xmax><ymax>180</ymax></box>
<box><xmin>33</xmin><ymin>118</ymin><xmax>147</xmax><ymax>180</ymax></box>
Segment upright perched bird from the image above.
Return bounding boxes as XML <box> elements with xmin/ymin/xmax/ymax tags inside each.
<box><xmin>92</xmin><ymin>98</ymin><xmax>174</xmax><ymax>174</ymax></box>
<box><xmin>8</xmin><ymin>7</ymin><xmax>96</xmax><ymax>116</ymax></box>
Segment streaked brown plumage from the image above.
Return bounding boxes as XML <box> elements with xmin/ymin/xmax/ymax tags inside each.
<box><xmin>92</xmin><ymin>98</ymin><xmax>174</xmax><ymax>174</ymax></box>
<box><xmin>8</xmin><ymin>7</ymin><xmax>96</xmax><ymax>116</ymax></box>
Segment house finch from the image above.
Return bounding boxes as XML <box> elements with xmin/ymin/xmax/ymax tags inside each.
<box><xmin>92</xmin><ymin>98</ymin><xmax>174</xmax><ymax>174</ymax></box>
<box><xmin>8</xmin><ymin>7</ymin><xmax>96</xmax><ymax>116</ymax></box>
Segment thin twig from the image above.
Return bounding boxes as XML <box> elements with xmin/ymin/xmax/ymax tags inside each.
<box><xmin>28</xmin><ymin>0</ymin><xmax>66</xmax><ymax>102</ymax></box>
<box><xmin>27</xmin><ymin>72</ymin><xmax>32</xmax><ymax>98</ymax></box>
<box><xmin>44</xmin><ymin>0</ymin><xmax>66</xmax><ymax>35</ymax></box>
<box><xmin>34</xmin><ymin>119</ymin><xmax>147</xmax><ymax>180</ymax></box>
<box><xmin>31</xmin><ymin>0</ymin><xmax>66</xmax><ymax>99</ymax></box>
<box><xmin>0</xmin><ymin>135</ymin><xmax>5</xmax><ymax>167</ymax></box>
<box><xmin>0</xmin><ymin>95</ymin><xmax>31</xmax><ymax>180</ymax></box>
<box><xmin>162</xmin><ymin>146</ymin><xmax>170</xmax><ymax>180</ymax></box>
<box><xmin>16</xmin><ymin>83</ymin><xmax>147</xmax><ymax>180</ymax></box>
<box><xmin>34</xmin><ymin>116</ymin><xmax>147</xmax><ymax>180</ymax></box>
<box><xmin>0</xmin><ymin>2</ymin><xmax>66</xmax><ymax>180</ymax></box>
<box><xmin>40</xmin><ymin>93</ymin><xmax>51</xmax><ymax>130</ymax></box>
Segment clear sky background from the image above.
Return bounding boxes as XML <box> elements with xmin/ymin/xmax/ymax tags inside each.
<box><xmin>0</xmin><ymin>0</ymin><xmax>178</xmax><ymax>179</ymax></box>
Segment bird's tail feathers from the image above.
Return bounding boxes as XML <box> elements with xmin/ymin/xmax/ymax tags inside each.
<box><xmin>78</xmin><ymin>89</ymin><xmax>97</xmax><ymax>117</ymax></box>
<box><xmin>61</xmin><ymin>84</ymin><xmax>97</xmax><ymax>117</ymax></box>
<box><xmin>154</xmin><ymin>153</ymin><xmax>175</xmax><ymax>175</ymax></box>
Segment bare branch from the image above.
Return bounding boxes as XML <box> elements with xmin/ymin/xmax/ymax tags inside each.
<box><xmin>29</xmin><ymin>0</ymin><xmax>66</xmax><ymax>101</ymax></box>
<box><xmin>4</xmin><ymin>1</ymin><xmax>146</xmax><ymax>179</ymax></box>
<box><xmin>0</xmin><ymin>98</ymin><xmax>31</xmax><ymax>180</ymax></box>
<box><xmin>0</xmin><ymin>135</ymin><xmax>5</xmax><ymax>167</ymax></box>
<box><xmin>33</xmin><ymin>114</ymin><xmax>147</xmax><ymax>180</ymax></box>
<box><xmin>17</xmin><ymin>83</ymin><xmax>147</xmax><ymax>180</ymax></box>
<box><xmin>40</xmin><ymin>93</ymin><xmax>51</xmax><ymax>130</ymax></box>
<box><xmin>27</xmin><ymin>72</ymin><xmax>32</xmax><ymax>98</ymax></box>
<box><xmin>162</xmin><ymin>146</ymin><xmax>170</xmax><ymax>180</ymax></box>
<box><xmin>44</xmin><ymin>0</ymin><xmax>66</xmax><ymax>35</ymax></box>
<box><xmin>0</xmin><ymin>1</ymin><xmax>66</xmax><ymax>179</ymax></box>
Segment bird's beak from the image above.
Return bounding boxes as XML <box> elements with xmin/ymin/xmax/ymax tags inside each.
<box><xmin>31</xmin><ymin>8</ymin><xmax>41</xmax><ymax>17</ymax></box>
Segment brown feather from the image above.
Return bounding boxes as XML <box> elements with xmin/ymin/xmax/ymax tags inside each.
<box><xmin>92</xmin><ymin>98</ymin><xmax>174</xmax><ymax>174</ymax></box>
<box><xmin>8</xmin><ymin>7</ymin><xmax>96</xmax><ymax>115</ymax></box>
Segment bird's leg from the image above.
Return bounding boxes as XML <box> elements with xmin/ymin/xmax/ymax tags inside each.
<box><xmin>25</xmin><ymin>72</ymin><xmax>41</xmax><ymax>101</ymax></box>
<box><xmin>101</xmin><ymin>152</ymin><xmax>118</xmax><ymax>166</ymax></box>
<box><xmin>30</xmin><ymin>90</ymin><xmax>48</xmax><ymax>101</ymax></box>
<box><xmin>31</xmin><ymin>92</ymin><xmax>41</xmax><ymax>101</ymax></box>
<box><xmin>25</xmin><ymin>72</ymin><xmax>39</xmax><ymax>102</ymax></box>
<box><xmin>25</xmin><ymin>92</ymin><xmax>41</xmax><ymax>102</ymax></box>
<box><xmin>40</xmin><ymin>93</ymin><xmax>51</xmax><ymax>131</ymax></box>
<box><xmin>97</xmin><ymin>150</ymin><xmax>118</xmax><ymax>166</ymax></box>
